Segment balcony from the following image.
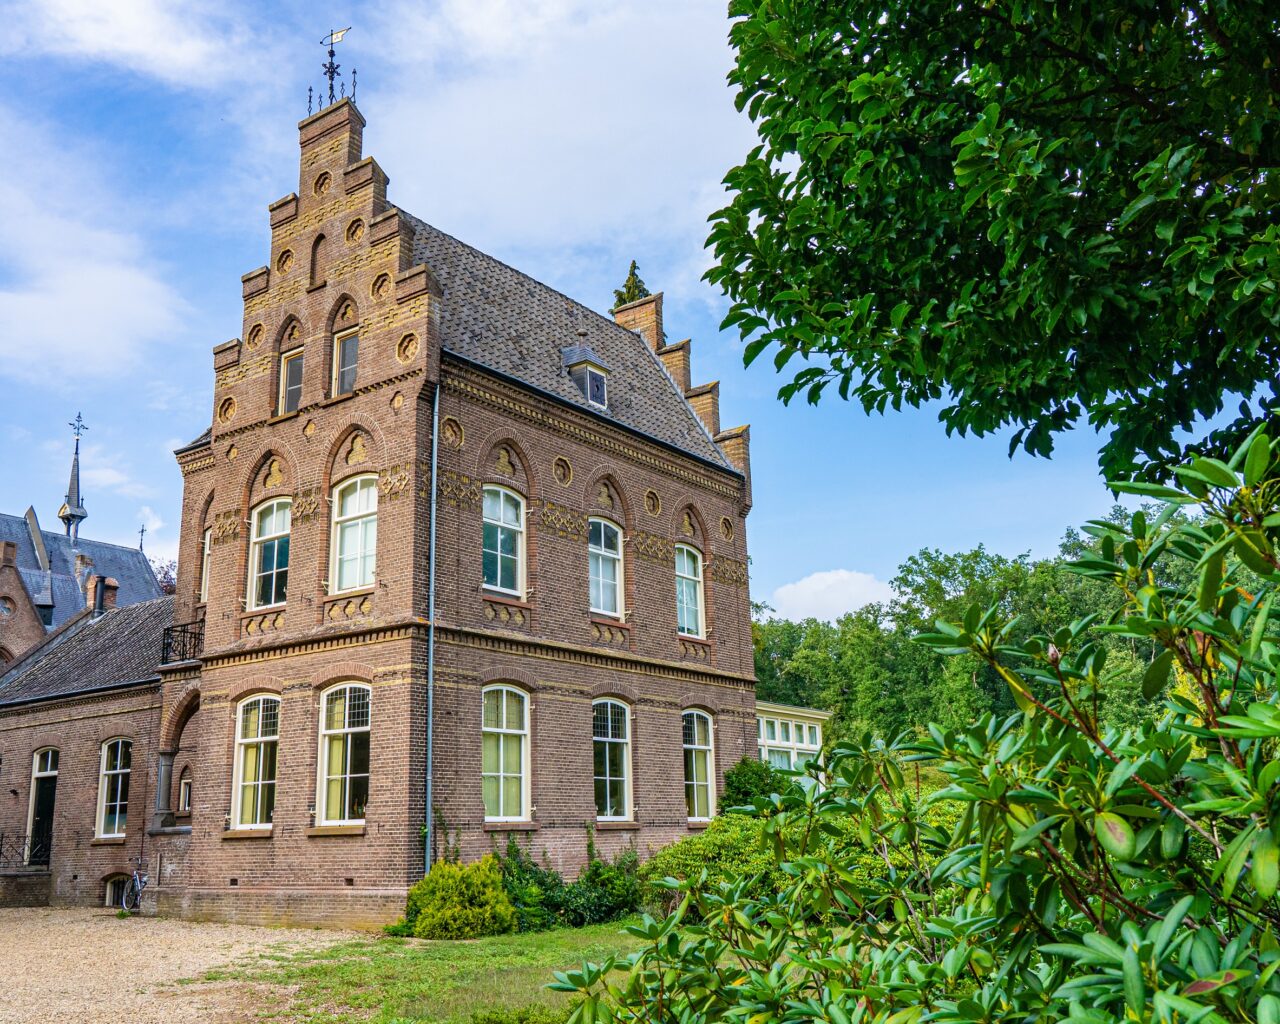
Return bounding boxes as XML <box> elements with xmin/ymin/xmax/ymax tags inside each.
<box><xmin>161</xmin><ymin>620</ymin><xmax>204</xmax><ymax>664</ymax></box>
<box><xmin>0</xmin><ymin>832</ymin><xmax>48</xmax><ymax>869</ymax></box>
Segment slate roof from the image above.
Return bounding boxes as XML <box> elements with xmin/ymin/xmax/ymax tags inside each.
<box><xmin>0</xmin><ymin>512</ymin><xmax>163</xmax><ymax>630</ymax></box>
<box><xmin>403</xmin><ymin>213</ymin><xmax>736</xmax><ymax>472</ymax></box>
<box><xmin>0</xmin><ymin>596</ymin><xmax>171</xmax><ymax>707</ymax></box>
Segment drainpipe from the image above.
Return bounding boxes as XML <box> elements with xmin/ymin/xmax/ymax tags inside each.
<box><xmin>424</xmin><ymin>381</ymin><xmax>441</xmax><ymax>875</ymax></box>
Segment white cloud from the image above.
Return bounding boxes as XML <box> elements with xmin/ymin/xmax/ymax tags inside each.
<box><xmin>137</xmin><ymin>505</ymin><xmax>165</xmax><ymax>532</ymax></box>
<box><xmin>770</xmin><ymin>570</ymin><xmax>894</xmax><ymax>622</ymax></box>
<box><xmin>0</xmin><ymin>104</ymin><xmax>188</xmax><ymax>383</ymax></box>
<box><xmin>0</xmin><ymin>0</ymin><xmax>248</xmax><ymax>85</ymax></box>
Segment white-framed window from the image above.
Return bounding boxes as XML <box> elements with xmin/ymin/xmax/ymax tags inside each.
<box><xmin>233</xmin><ymin>695</ymin><xmax>279</xmax><ymax>828</ymax></box>
<box><xmin>592</xmin><ymin>699</ymin><xmax>630</xmax><ymax>820</ymax></box>
<box><xmin>482</xmin><ymin>486</ymin><xmax>524</xmax><ymax>596</ymax></box>
<box><xmin>682</xmin><ymin>710</ymin><xmax>714</xmax><ymax>820</ymax></box>
<box><xmin>757</xmin><ymin>713</ymin><xmax>823</xmax><ymax>771</ymax></box>
<box><xmin>279</xmin><ymin>348</ymin><xmax>304</xmax><ymax>414</ymax></box>
<box><xmin>482</xmin><ymin>684</ymin><xmax>529</xmax><ymax>821</ymax></box>
<box><xmin>588</xmin><ymin>518</ymin><xmax>623</xmax><ymax>617</ymax></box>
<box><xmin>97</xmin><ymin>739</ymin><xmax>131</xmax><ymax>838</ymax></box>
<box><xmin>27</xmin><ymin>747</ymin><xmax>58</xmax><ymax>864</ymax></box>
<box><xmin>675</xmin><ymin>544</ymin><xmax>704</xmax><ymax>637</ymax></box>
<box><xmin>199</xmin><ymin>526</ymin><xmax>212</xmax><ymax>603</ymax></box>
<box><xmin>318</xmin><ymin>683</ymin><xmax>371</xmax><ymax>825</ymax></box>
<box><xmin>249</xmin><ymin>498</ymin><xmax>291</xmax><ymax>609</ymax></box>
<box><xmin>177</xmin><ymin>767</ymin><xmax>192</xmax><ymax>813</ymax></box>
<box><xmin>334</xmin><ymin>329</ymin><xmax>359</xmax><ymax>396</ymax></box>
<box><xmin>331</xmin><ymin>476</ymin><xmax>378</xmax><ymax>593</ymax></box>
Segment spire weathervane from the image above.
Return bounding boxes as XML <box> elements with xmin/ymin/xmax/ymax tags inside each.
<box><xmin>321</xmin><ymin>27</ymin><xmax>353</xmax><ymax>107</ymax></box>
<box><xmin>59</xmin><ymin>413</ymin><xmax>89</xmax><ymax>543</ymax></box>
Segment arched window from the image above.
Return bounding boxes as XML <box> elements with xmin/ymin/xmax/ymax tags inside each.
<box><xmin>333</xmin><ymin>328</ymin><xmax>359</xmax><ymax>396</ymax></box>
<box><xmin>675</xmin><ymin>544</ymin><xmax>704</xmax><ymax>637</ymax></box>
<box><xmin>482</xmin><ymin>685</ymin><xmax>529</xmax><ymax>821</ymax></box>
<box><xmin>318</xmin><ymin>683</ymin><xmax>371</xmax><ymax>824</ymax></box>
<box><xmin>177</xmin><ymin>766</ymin><xmax>192</xmax><ymax>813</ymax></box>
<box><xmin>248</xmin><ymin>498</ymin><xmax>291</xmax><ymax>609</ymax></box>
<box><xmin>233</xmin><ymin>695</ymin><xmax>279</xmax><ymax>828</ymax></box>
<box><xmin>27</xmin><ymin>748</ymin><xmax>58</xmax><ymax>866</ymax></box>
<box><xmin>198</xmin><ymin>525</ymin><xmax>213</xmax><ymax>603</ymax></box>
<box><xmin>682</xmin><ymin>711</ymin><xmax>714</xmax><ymax>821</ymax></box>
<box><xmin>97</xmin><ymin>739</ymin><xmax>131</xmax><ymax>838</ymax></box>
<box><xmin>588</xmin><ymin>518</ymin><xmax>623</xmax><ymax>617</ymax></box>
<box><xmin>279</xmin><ymin>347</ymin><xmax>304</xmax><ymax>414</ymax></box>
<box><xmin>592</xmin><ymin>699</ymin><xmax>630</xmax><ymax>821</ymax></box>
<box><xmin>331</xmin><ymin>476</ymin><xmax>378</xmax><ymax>592</ymax></box>
<box><xmin>482</xmin><ymin>486</ymin><xmax>524</xmax><ymax>596</ymax></box>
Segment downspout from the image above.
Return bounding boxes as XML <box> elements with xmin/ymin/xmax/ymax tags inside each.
<box><xmin>424</xmin><ymin>381</ymin><xmax>441</xmax><ymax>875</ymax></box>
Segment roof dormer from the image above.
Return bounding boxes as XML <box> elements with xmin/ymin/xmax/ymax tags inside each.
<box><xmin>562</xmin><ymin>343</ymin><xmax>609</xmax><ymax>410</ymax></box>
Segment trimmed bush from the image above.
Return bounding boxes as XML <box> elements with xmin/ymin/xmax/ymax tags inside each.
<box><xmin>406</xmin><ymin>854</ymin><xmax>516</xmax><ymax>939</ymax></box>
<box><xmin>469</xmin><ymin>1007</ymin><xmax>570</xmax><ymax>1024</ymax></box>
<box><xmin>721</xmin><ymin>756</ymin><xmax>786</xmax><ymax>809</ymax></box>
<box><xmin>497</xmin><ymin>834</ymin><xmax>641</xmax><ymax>931</ymax></box>
<box><xmin>500</xmin><ymin>837</ymin><xmax>568</xmax><ymax>933</ymax></box>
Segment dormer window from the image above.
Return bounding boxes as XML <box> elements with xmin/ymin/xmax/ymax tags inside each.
<box><xmin>563</xmin><ymin>344</ymin><xmax>609</xmax><ymax>410</ymax></box>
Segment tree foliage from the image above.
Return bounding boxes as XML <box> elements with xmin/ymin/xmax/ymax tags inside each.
<box><xmin>707</xmin><ymin>2</ymin><xmax>1280</xmax><ymax>479</ymax></box>
<box><xmin>556</xmin><ymin>429</ymin><xmax>1280</xmax><ymax>1023</ymax></box>
<box><xmin>612</xmin><ymin>260</ymin><xmax>651</xmax><ymax>308</ymax></box>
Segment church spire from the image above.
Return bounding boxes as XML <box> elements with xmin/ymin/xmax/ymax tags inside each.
<box><xmin>58</xmin><ymin>413</ymin><xmax>88</xmax><ymax>543</ymax></box>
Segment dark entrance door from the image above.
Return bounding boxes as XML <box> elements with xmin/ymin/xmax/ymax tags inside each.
<box><xmin>30</xmin><ymin>774</ymin><xmax>56</xmax><ymax>866</ymax></box>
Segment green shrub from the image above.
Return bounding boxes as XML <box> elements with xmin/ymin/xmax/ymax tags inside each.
<box><xmin>499</xmin><ymin>836</ymin><xmax>568</xmax><ymax>933</ymax></box>
<box><xmin>637</xmin><ymin>814</ymin><xmax>783</xmax><ymax>914</ymax></box>
<box><xmin>561</xmin><ymin>847</ymin><xmax>640</xmax><ymax>926</ymax></box>
<box><xmin>720</xmin><ymin>756</ymin><xmax>785</xmax><ymax>809</ymax></box>
<box><xmin>406</xmin><ymin>854</ymin><xmax>516</xmax><ymax>939</ymax></box>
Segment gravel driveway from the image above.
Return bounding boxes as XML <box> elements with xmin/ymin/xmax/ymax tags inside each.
<box><xmin>0</xmin><ymin>906</ymin><xmax>351</xmax><ymax>1023</ymax></box>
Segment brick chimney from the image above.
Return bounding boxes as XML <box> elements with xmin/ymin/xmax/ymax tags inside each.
<box><xmin>612</xmin><ymin>293</ymin><xmax>664</xmax><ymax>351</ymax></box>
<box><xmin>656</xmin><ymin>339</ymin><xmax>691</xmax><ymax>393</ymax></box>
<box><xmin>715</xmin><ymin>425</ymin><xmax>752</xmax><ymax>512</ymax></box>
<box><xmin>686</xmin><ymin>381</ymin><xmax>720</xmax><ymax>436</ymax></box>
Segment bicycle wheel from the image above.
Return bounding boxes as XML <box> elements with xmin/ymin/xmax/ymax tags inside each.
<box><xmin>121</xmin><ymin>875</ymin><xmax>141</xmax><ymax>912</ymax></box>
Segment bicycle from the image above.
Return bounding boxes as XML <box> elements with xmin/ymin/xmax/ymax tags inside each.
<box><xmin>121</xmin><ymin>857</ymin><xmax>148</xmax><ymax>912</ymax></box>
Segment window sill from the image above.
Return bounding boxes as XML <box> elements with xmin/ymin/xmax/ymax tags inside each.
<box><xmin>222</xmin><ymin>828</ymin><xmax>273</xmax><ymax>840</ymax></box>
<box><xmin>305</xmin><ymin>824</ymin><xmax>366</xmax><ymax>837</ymax></box>
<box><xmin>678</xmin><ymin>633</ymin><xmax>710</xmax><ymax>645</ymax></box>
<box><xmin>242</xmin><ymin>605</ymin><xmax>285</xmax><ymax>617</ymax></box>
<box><xmin>321</xmin><ymin>392</ymin><xmax>356</xmax><ymax>408</ymax></box>
<box><xmin>686</xmin><ymin>820</ymin><xmax>711</xmax><ymax>831</ymax></box>
<box><xmin>483</xmin><ymin>591</ymin><xmax>530</xmax><ymax>608</ymax></box>
<box><xmin>90</xmin><ymin>836</ymin><xmax>126</xmax><ymax>846</ymax></box>
<box><xmin>328</xmin><ymin>585</ymin><xmax>375</xmax><ymax>600</ymax></box>
<box><xmin>483</xmin><ymin>821</ymin><xmax>540</xmax><ymax>832</ymax></box>
<box><xmin>589</xmin><ymin>615</ymin><xmax>629</xmax><ymax>629</ymax></box>
<box><xmin>306</xmin><ymin>280</ymin><xmax>327</xmax><ymax>293</ymax></box>
<box><xmin>268</xmin><ymin>411</ymin><xmax>300</xmax><ymax>425</ymax></box>
<box><xmin>595</xmin><ymin>821</ymin><xmax>640</xmax><ymax>831</ymax></box>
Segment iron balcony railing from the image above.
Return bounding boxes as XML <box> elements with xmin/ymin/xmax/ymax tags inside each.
<box><xmin>161</xmin><ymin>620</ymin><xmax>204</xmax><ymax>664</ymax></box>
<box><xmin>0</xmin><ymin>832</ymin><xmax>49</xmax><ymax>869</ymax></box>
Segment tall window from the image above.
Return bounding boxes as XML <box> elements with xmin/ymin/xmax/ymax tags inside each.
<box><xmin>682</xmin><ymin>711</ymin><xmax>714</xmax><ymax>821</ymax></box>
<box><xmin>334</xmin><ymin>330</ymin><xmax>359</xmax><ymax>396</ymax></box>
<box><xmin>592</xmin><ymin>699</ymin><xmax>630</xmax><ymax>820</ymax></box>
<box><xmin>249</xmin><ymin>499</ymin><xmax>291</xmax><ymax>609</ymax></box>
<box><xmin>331</xmin><ymin>476</ymin><xmax>377</xmax><ymax>592</ymax></box>
<box><xmin>177</xmin><ymin>767</ymin><xmax>192</xmax><ymax>813</ymax></box>
<box><xmin>234</xmin><ymin>696</ymin><xmax>279</xmax><ymax>828</ymax></box>
<box><xmin>318</xmin><ymin>683</ymin><xmax>371</xmax><ymax>824</ymax></box>
<box><xmin>757</xmin><ymin>714</ymin><xmax>823</xmax><ymax>771</ymax></box>
<box><xmin>199</xmin><ymin>526</ymin><xmax>212</xmax><ymax>603</ymax></box>
<box><xmin>97</xmin><ymin>739</ymin><xmax>131</xmax><ymax>838</ymax></box>
<box><xmin>588</xmin><ymin>518</ymin><xmax>622</xmax><ymax>617</ymax></box>
<box><xmin>482</xmin><ymin>487</ymin><xmax>524</xmax><ymax>595</ymax></box>
<box><xmin>675</xmin><ymin>545</ymin><xmax>704</xmax><ymax>637</ymax></box>
<box><xmin>482</xmin><ymin>685</ymin><xmax>528</xmax><ymax>821</ymax></box>
<box><xmin>279</xmin><ymin>348</ymin><xmax>304</xmax><ymax>414</ymax></box>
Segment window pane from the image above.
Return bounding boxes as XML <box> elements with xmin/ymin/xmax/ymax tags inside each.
<box><xmin>502</xmin><ymin>776</ymin><xmax>521</xmax><ymax>816</ymax></box>
<box><xmin>594</xmin><ymin>777</ymin><xmax>608</xmax><ymax>816</ymax></box>
<box><xmin>502</xmin><ymin>734</ymin><xmax>522</xmax><ymax>774</ymax></box>
<box><xmin>503</xmin><ymin>493</ymin><xmax>521</xmax><ymax>526</ymax></box>
<box><xmin>482</xmin><ymin>733</ymin><xmax>500</xmax><ymax>773</ymax></box>
<box><xmin>349</xmin><ymin>774</ymin><xmax>369</xmax><ymax>819</ymax></box>
<box><xmin>483</xmin><ymin>488</ymin><xmax>501</xmax><ymax>520</ymax></box>
<box><xmin>482</xmin><ymin>548</ymin><xmax>499</xmax><ymax>588</ymax></box>
<box><xmin>483</xmin><ymin>690</ymin><xmax>502</xmax><ymax>730</ymax></box>
<box><xmin>350</xmin><ymin>729</ymin><xmax>370</xmax><ymax>774</ymax></box>
<box><xmin>589</xmin><ymin>520</ymin><xmax>602</xmax><ymax>546</ymax></box>
<box><xmin>498</xmin><ymin>525</ymin><xmax>518</xmax><ymax>557</ymax></box>
<box><xmin>326</xmin><ymin>690</ymin><xmax>346</xmax><ymax>731</ymax></box>
<box><xmin>347</xmin><ymin>688</ymin><xmax>370</xmax><ymax>730</ymax></box>
<box><xmin>504</xmin><ymin>690</ymin><xmax>525</xmax><ymax>730</ymax></box>
<box><xmin>500</xmin><ymin>554</ymin><xmax>518</xmax><ymax>591</ymax></box>
<box><xmin>326</xmin><ymin>734</ymin><xmax>345</xmax><ymax>776</ymax></box>
<box><xmin>483</xmin><ymin>776</ymin><xmax>499</xmax><ymax>817</ymax></box>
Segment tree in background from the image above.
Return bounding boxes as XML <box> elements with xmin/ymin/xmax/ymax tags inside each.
<box><xmin>707</xmin><ymin>2</ymin><xmax>1280</xmax><ymax>480</ymax></box>
<box><xmin>149</xmin><ymin>558</ymin><xmax>177</xmax><ymax>595</ymax></box>
<box><xmin>612</xmin><ymin>260</ymin><xmax>651</xmax><ymax>308</ymax></box>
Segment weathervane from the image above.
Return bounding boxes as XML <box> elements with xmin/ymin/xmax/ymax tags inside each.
<box><xmin>320</xmin><ymin>27</ymin><xmax>353</xmax><ymax>108</ymax></box>
<box><xmin>69</xmin><ymin>412</ymin><xmax>88</xmax><ymax>440</ymax></box>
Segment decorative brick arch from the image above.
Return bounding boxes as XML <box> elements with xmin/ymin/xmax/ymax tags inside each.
<box><xmin>273</xmin><ymin>313</ymin><xmax>307</xmax><ymax>354</ymax></box>
<box><xmin>322</xmin><ymin>420</ymin><xmax>387</xmax><ymax>492</ymax></box>
<box><xmin>161</xmin><ymin>685</ymin><xmax>202</xmax><ymax>752</ymax></box>
<box><xmin>226</xmin><ymin>674</ymin><xmax>286</xmax><ymax>704</ymax></box>
<box><xmin>479</xmin><ymin>668</ymin><xmax>540</xmax><ymax>692</ymax></box>
<box><xmin>312</xmin><ymin>661</ymin><xmax>378</xmax><ymax>690</ymax></box>
<box><xmin>588</xmin><ymin>680</ymin><xmax>640</xmax><ymax>704</ymax></box>
<box><xmin>472</xmin><ymin>432</ymin><xmax>538</xmax><ymax>498</ymax></box>
<box><xmin>580</xmin><ymin>469</ymin><xmax>633</xmax><ymax>530</ymax></box>
<box><xmin>239</xmin><ymin>442</ymin><xmax>301</xmax><ymax>511</ymax></box>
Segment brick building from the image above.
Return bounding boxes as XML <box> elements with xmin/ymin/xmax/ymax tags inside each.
<box><xmin>0</xmin><ymin>99</ymin><xmax>782</xmax><ymax>928</ymax></box>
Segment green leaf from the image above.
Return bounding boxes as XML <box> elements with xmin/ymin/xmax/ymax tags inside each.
<box><xmin>1253</xmin><ymin>830</ymin><xmax>1279</xmax><ymax>899</ymax></box>
<box><xmin>1245</xmin><ymin>433</ymin><xmax>1273</xmax><ymax>485</ymax></box>
<box><xmin>1095</xmin><ymin>812</ymin><xmax>1136</xmax><ymax>861</ymax></box>
<box><xmin>1123</xmin><ymin>944</ymin><xmax>1146</xmax><ymax>1017</ymax></box>
<box><xmin>1142</xmin><ymin>649</ymin><xmax>1175</xmax><ymax>700</ymax></box>
<box><xmin>1198</xmin><ymin>551</ymin><xmax>1223</xmax><ymax>613</ymax></box>
<box><xmin>1190</xmin><ymin>457</ymin><xmax>1239</xmax><ymax>489</ymax></box>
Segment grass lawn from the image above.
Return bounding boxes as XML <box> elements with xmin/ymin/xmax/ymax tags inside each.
<box><xmin>201</xmin><ymin>920</ymin><xmax>643</xmax><ymax>1024</ymax></box>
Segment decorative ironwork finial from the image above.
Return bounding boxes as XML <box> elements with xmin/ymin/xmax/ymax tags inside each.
<box><xmin>308</xmin><ymin>85</ymin><xmax>313</xmax><ymax>116</ymax></box>
<box><xmin>69</xmin><ymin>412</ymin><xmax>88</xmax><ymax>440</ymax></box>
<box><xmin>138</xmin><ymin>524</ymin><xmax>146</xmax><ymax>551</ymax></box>
<box><xmin>321</xmin><ymin>27</ymin><xmax>351</xmax><ymax>107</ymax></box>
<box><xmin>351</xmin><ymin>68</ymin><xmax>357</xmax><ymax>101</ymax></box>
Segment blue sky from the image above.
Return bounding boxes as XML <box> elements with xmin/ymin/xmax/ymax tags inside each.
<box><xmin>0</xmin><ymin>0</ymin><xmax>1123</xmax><ymax>620</ymax></box>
